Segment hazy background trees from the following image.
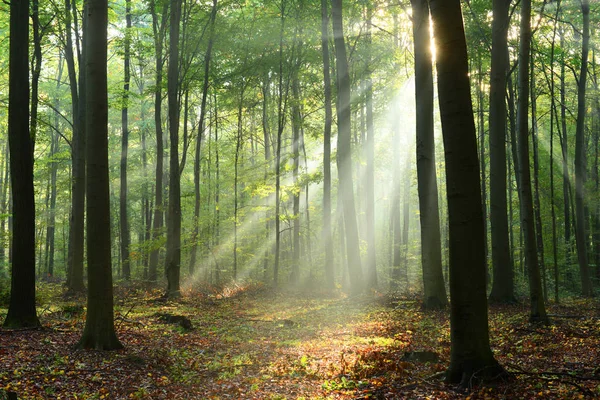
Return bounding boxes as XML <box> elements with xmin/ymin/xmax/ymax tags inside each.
<box><xmin>0</xmin><ymin>0</ymin><xmax>598</xmax><ymax>312</ymax></box>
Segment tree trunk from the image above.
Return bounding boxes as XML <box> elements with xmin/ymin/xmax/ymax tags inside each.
<box><xmin>77</xmin><ymin>0</ymin><xmax>122</xmax><ymax>349</ymax></box>
<box><xmin>165</xmin><ymin>0</ymin><xmax>182</xmax><ymax>298</ymax></box>
<box><xmin>428</xmin><ymin>0</ymin><xmax>506</xmax><ymax>385</ymax></box>
<box><xmin>331</xmin><ymin>0</ymin><xmax>363</xmax><ymax>294</ymax></box>
<box><xmin>190</xmin><ymin>0</ymin><xmax>217</xmax><ymax>276</ymax></box>
<box><xmin>3</xmin><ymin>0</ymin><xmax>40</xmax><ymax>329</ymax></box>
<box><xmin>488</xmin><ymin>0</ymin><xmax>514</xmax><ymax>303</ymax></box>
<box><xmin>560</xmin><ymin>27</ymin><xmax>572</xmax><ymax>279</ymax></box>
<box><xmin>321</xmin><ymin>0</ymin><xmax>334</xmax><ymax>289</ymax></box>
<box><xmin>30</xmin><ymin>0</ymin><xmax>42</xmax><ymax>153</ymax></box>
<box><xmin>291</xmin><ymin>72</ymin><xmax>301</xmax><ymax>285</ymax></box>
<box><xmin>65</xmin><ymin>0</ymin><xmax>85</xmax><ymax>294</ymax></box>
<box><xmin>274</xmin><ymin>0</ymin><xmax>288</xmax><ymax>286</ymax></box>
<box><xmin>530</xmin><ymin>57</ymin><xmax>547</xmax><ymax>300</ymax></box>
<box><xmin>120</xmin><ymin>0</ymin><xmax>132</xmax><ymax>281</ymax></box>
<box><xmin>411</xmin><ymin>0</ymin><xmax>447</xmax><ymax>308</ymax></box>
<box><xmin>148</xmin><ymin>0</ymin><xmax>168</xmax><ymax>282</ymax></box>
<box><xmin>574</xmin><ymin>0</ymin><xmax>592</xmax><ymax>296</ymax></box>
<box><xmin>517</xmin><ymin>0</ymin><xmax>549</xmax><ymax>323</ymax></box>
<box><xmin>365</xmin><ymin>2</ymin><xmax>376</xmax><ymax>289</ymax></box>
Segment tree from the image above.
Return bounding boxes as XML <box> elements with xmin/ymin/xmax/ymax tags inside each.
<box><xmin>320</xmin><ymin>0</ymin><xmax>334</xmax><ymax>290</ymax></box>
<box><xmin>64</xmin><ymin>0</ymin><xmax>86</xmax><ymax>294</ymax></box>
<box><xmin>165</xmin><ymin>0</ymin><xmax>182</xmax><ymax>298</ymax></box>
<box><xmin>77</xmin><ymin>0</ymin><xmax>122</xmax><ymax>350</ymax></box>
<box><xmin>120</xmin><ymin>0</ymin><xmax>132</xmax><ymax>281</ymax></box>
<box><xmin>428</xmin><ymin>0</ymin><xmax>506</xmax><ymax>385</ymax></box>
<box><xmin>148</xmin><ymin>0</ymin><xmax>168</xmax><ymax>283</ymax></box>
<box><xmin>516</xmin><ymin>0</ymin><xmax>549</xmax><ymax>323</ymax></box>
<box><xmin>573</xmin><ymin>0</ymin><xmax>592</xmax><ymax>297</ymax></box>
<box><xmin>488</xmin><ymin>0</ymin><xmax>515</xmax><ymax>303</ymax></box>
<box><xmin>3</xmin><ymin>0</ymin><xmax>41</xmax><ymax>329</ymax></box>
<box><xmin>331</xmin><ymin>0</ymin><xmax>363</xmax><ymax>294</ymax></box>
<box><xmin>364</xmin><ymin>1</ymin><xmax>376</xmax><ymax>289</ymax></box>
<box><xmin>411</xmin><ymin>0</ymin><xmax>447</xmax><ymax>309</ymax></box>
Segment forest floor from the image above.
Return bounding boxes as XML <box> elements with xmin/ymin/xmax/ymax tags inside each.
<box><xmin>1</xmin><ymin>283</ymin><xmax>600</xmax><ymax>399</ymax></box>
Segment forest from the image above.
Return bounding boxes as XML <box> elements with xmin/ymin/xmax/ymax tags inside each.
<box><xmin>1</xmin><ymin>0</ymin><xmax>600</xmax><ymax>398</ymax></box>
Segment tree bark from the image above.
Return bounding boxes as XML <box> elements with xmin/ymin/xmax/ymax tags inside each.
<box><xmin>517</xmin><ymin>0</ymin><xmax>549</xmax><ymax>323</ymax></box>
<box><xmin>411</xmin><ymin>0</ymin><xmax>447</xmax><ymax>309</ymax></box>
<box><xmin>331</xmin><ymin>0</ymin><xmax>363</xmax><ymax>294</ymax></box>
<box><xmin>120</xmin><ymin>0</ymin><xmax>132</xmax><ymax>281</ymax></box>
<box><xmin>365</xmin><ymin>2</ymin><xmax>376</xmax><ymax>289</ymax></box>
<box><xmin>190</xmin><ymin>0</ymin><xmax>217</xmax><ymax>276</ymax></box>
<box><xmin>574</xmin><ymin>0</ymin><xmax>592</xmax><ymax>296</ymax></box>
<box><xmin>65</xmin><ymin>0</ymin><xmax>86</xmax><ymax>294</ymax></box>
<box><xmin>321</xmin><ymin>0</ymin><xmax>334</xmax><ymax>289</ymax></box>
<box><xmin>165</xmin><ymin>0</ymin><xmax>182</xmax><ymax>298</ymax></box>
<box><xmin>3</xmin><ymin>0</ymin><xmax>41</xmax><ymax>329</ymax></box>
<box><xmin>488</xmin><ymin>0</ymin><xmax>515</xmax><ymax>303</ymax></box>
<box><xmin>428</xmin><ymin>0</ymin><xmax>506</xmax><ymax>385</ymax></box>
<box><xmin>148</xmin><ymin>0</ymin><xmax>168</xmax><ymax>282</ymax></box>
<box><xmin>77</xmin><ymin>0</ymin><xmax>122</xmax><ymax>349</ymax></box>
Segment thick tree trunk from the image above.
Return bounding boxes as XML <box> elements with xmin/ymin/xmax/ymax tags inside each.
<box><xmin>331</xmin><ymin>0</ymin><xmax>363</xmax><ymax>294</ymax></box>
<box><xmin>488</xmin><ymin>0</ymin><xmax>515</xmax><ymax>303</ymax></box>
<box><xmin>77</xmin><ymin>0</ymin><xmax>122</xmax><ymax>349</ymax></box>
<box><xmin>3</xmin><ymin>0</ymin><xmax>40</xmax><ymax>329</ymax></box>
<box><xmin>165</xmin><ymin>0</ymin><xmax>182</xmax><ymax>298</ymax></box>
<box><xmin>411</xmin><ymin>0</ymin><xmax>447</xmax><ymax>308</ymax></box>
<box><xmin>517</xmin><ymin>0</ymin><xmax>549</xmax><ymax>323</ymax></box>
<box><xmin>428</xmin><ymin>0</ymin><xmax>506</xmax><ymax>385</ymax></box>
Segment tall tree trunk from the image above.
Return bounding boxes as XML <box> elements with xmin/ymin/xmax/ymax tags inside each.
<box><xmin>77</xmin><ymin>0</ymin><xmax>122</xmax><ymax>349</ymax></box>
<box><xmin>547</xmin><ymin>0</ymin><xmax>561</xmax><ymax>303</ymax></box>
<box><xmin>531</xmin><ymin>56</ymin><xmax>547</xmax><ymax>300</ymax></box>
<box><xmin>274</xmin><ymin>0</ymin><xmax>288</xmax><ymax>286</ymax></box>
<box><xmin>190</xmin><ymin>0</ymin><xmax>217</xmax><ymax>275</ymax></box>
<box><xmin>331</xmin><ymin>0</ymin><xmax>363</xmax><ymax>293</ymax></box>
<box><xmin>120</xmin><ymin>0</ymin><xmax>132</xmax><ymax>281</ymax></box>
<box><xmin>165</xmin><ymin>0</ymin><xmax>182</xmax><ymax>298</ymax></box>
<box><xmin>321</xmin><ymin>0</ymin><xmax>334</xmax><ymax>289</ymax></box>
<box><xmin>262</xmin><ymin>75</ymin><xmax>272</xmax><ymax>281</ymax></box>
<box><xmin>65</xmin><ymin>0</ymin><xmax>86</xmax><ymax>294</ymax></box>
<box><xmin>47</xmin><ymin>62</ymin><xmax>62</xmax><ymax>278</ymax></box>
<box><xmin>3</xmin><ymin>0</ymin><xmax>40</xmax><ymax>328</ymax></box>
<box><xmin>291</xmin><ymin>73</ymin><xmax>301</xmax><ymax>285</ymax></box>
<box><xmin>411</xmin><ymin>0</ymin><xmax>447</xmax><ymax>308</ymax></box>
<box><xmin>477</xmin><ymin>59</ymin><xmax>489</xmax><ymax>280</ymax></box>
<box><xmin>560</xmin><ymin>27</ymin><xmax>572</xmax><ymax>278</ymax></box>
<box><xmin>234</xmin><ymin>83</ymin><xmax>246</xmax><ymax>281</ymax></box>
<box><xmin>214</xmin><ymin>91</ymin><xmax>221</xmax><ymax>285</ymax></box>
<box><xmin>574</xmin><ymin>0</ymin><xmax>592</xmax><ymax>296</ymax></box>
<box><xmin>428</xmin><ymin>0</ymin><xmax>506</xmax><ymax>385</ymax></box>
<box><xmin>517</xmin><ymin>0</ymin><xmax>549</xmax><ymax>323</ymax></box>
<box><xmin>30</xmin><ymin>0</ymin><xmax>42</xmax><ymax>153</ymax></box>
<box><xmin>148</xmin><ymin>0</ymin><xmax>168</xmax><ymax>282</ymax></box>
<box><xmin>488</xmin><ymin>0</ymin><xmax>514</xmax><ymax>303</ymax></box>
<box><xmin>365</xmin><ymin>2</ymin><xmax>376</xmax><ymax>289</ymax></box>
